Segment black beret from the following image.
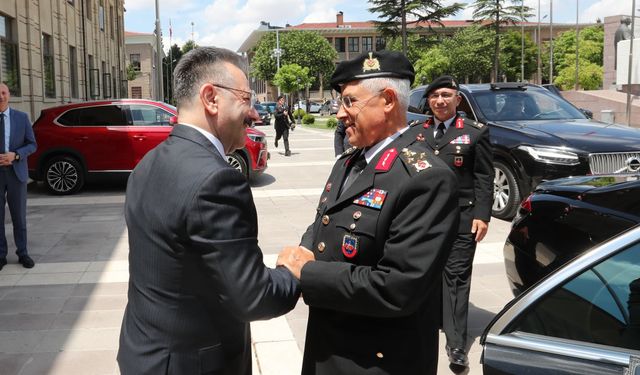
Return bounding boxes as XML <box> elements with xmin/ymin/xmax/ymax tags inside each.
<box><xmin>424</xmin><ymin>75</ymin><xmax>459</xmax><ymax>97</ymax></box>
<box><xmin>330</xmin><ymin>51</ymin><xmax>415</xmax><ymax>93</ymax></box>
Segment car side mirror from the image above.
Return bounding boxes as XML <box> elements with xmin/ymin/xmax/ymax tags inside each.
<box><xmin>579</xmin><ymin>108</ymin><xmax>593</xmax><ymax>119</ymax></box>
<box><xmin>169</xmin><ymin>115</ymin><xmax>178</xmax><ymax>125</ymax></box>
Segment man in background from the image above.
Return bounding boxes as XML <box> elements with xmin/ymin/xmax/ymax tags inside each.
<box><xmin>274</xmin><ymin>95</ymin><xmax>294</xmax><ymax>156</ymax></box>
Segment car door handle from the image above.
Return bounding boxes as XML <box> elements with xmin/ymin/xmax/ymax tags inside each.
<box><xmin>76</xmin><ymin>136</ymin><xmax>89</xmax><ymax>141</ymax></box>
<box><xmin>132</xmin><ymin>135</ymin><xmax>146</xmax><ymax>140</ymax></box>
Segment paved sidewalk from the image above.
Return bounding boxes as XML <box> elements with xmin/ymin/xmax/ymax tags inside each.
<box><xmin>0</xmin><ymin>124</ymin><xmax>514</xmax><ymax>374</ymax></box>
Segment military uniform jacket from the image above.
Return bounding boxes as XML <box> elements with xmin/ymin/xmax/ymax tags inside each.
<box><xmin>299</xmin><ymin>123</ymin><xmax>460</xmax><ymax>375</ymax></box>
<box><xmin>422</xmin><ymin>115</ymin><xmax>494</xmax><ymax>233</ymax></box>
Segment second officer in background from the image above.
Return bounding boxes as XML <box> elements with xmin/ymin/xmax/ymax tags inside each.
<box><xmin>421</xmin><ymin>75</ymin><xmax>494</xmax><ymax>370</ymax></box>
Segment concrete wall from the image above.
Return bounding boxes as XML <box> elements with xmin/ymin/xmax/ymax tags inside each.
<box><xmin>563</xmin><ymin>89</ymin><xmax>640</xmax><ymax>128</ymax></box>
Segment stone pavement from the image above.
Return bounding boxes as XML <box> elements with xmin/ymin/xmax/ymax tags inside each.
<box><xmin>0</xmin><ymin>124</ymin><xmax>514</xmax><ymax>374</ymax></box>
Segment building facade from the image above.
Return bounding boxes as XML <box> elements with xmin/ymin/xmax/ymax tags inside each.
<box><xmin>125</xmin><ymin>31</ymin><xmax>164</xmax><ymax>101</ymax></box>
<box><xmin>239</xmin><ymin>11</ymin><xmax>592</xmax><ymax>101</ymax></box>
<box><xmin>0</xmin><ymin>0</ymin><xmax>126</xmax><ymax>121</ymax></box>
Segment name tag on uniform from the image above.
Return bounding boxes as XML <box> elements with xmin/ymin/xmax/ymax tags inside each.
<box><xmin>353</xmin><ymin>188</ymin><xmax>387</xmax><ymax>210</ymax></box>
<box><xmin>450</xmin><ymin>135</ymin><xmax>471</xmax><ymax>144</ymax></box>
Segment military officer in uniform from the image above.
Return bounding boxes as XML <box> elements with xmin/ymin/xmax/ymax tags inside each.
<box><xmin>277</xmin><ymin>51</ymin><xmax>460</xmax><ymax>375</ymax></box>
<box><xmin>420</xmin><ymin>75</ymin><xmax>494</xmax><ymax>370</ymax></box>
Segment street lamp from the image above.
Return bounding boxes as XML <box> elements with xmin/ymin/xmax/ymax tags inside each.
<box><xmin>270</xmin><ymin>28</ymin><xmax>284</xmax><ymax>97</ymax></box>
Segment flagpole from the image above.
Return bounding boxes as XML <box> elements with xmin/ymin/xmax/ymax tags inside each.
<box><xmin>169</xmin><ymin>19</ymin><xmax>173</xmax><ymax>103</ymax></box>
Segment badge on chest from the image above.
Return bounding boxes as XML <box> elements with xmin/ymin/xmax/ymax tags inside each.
<box><xmin>342</xmin><ymin>234</ymin><xmax>359</xmax><ymax>258</ymax></box>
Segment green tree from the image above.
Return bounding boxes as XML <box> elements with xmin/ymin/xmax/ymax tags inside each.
<box><xmin>471</xmin><ymin>0</ymin><xmax>534</xmax><ymax>81</ymax></box>
<box><xmin>181</xmin><ymin>40</ymin><xmax>198</xmax><ymax>54</ymax></box>
<box><xmin>499</xmin><ymin>31</ymin><xmax>537</xmax><ymax>81</ymax></box>
<box><xmin>163</xmin><ymin>44</ymin><xmax>183</xmax><ymax>104</ymax></box>
<box><xmin>414</xmin><ymin>47</ymin><xmax>450</xmax><ymax>86</ymax></box>
<box><xmin>441</xmin><ymin>25</ymin><xmax>494</xmax><ymax>83</ymax></box>
<box><xmin>273</xmin><ymin>63</ymin><xmax>314</xmax><ymax>97</ymax></box>
<box><xmin>386</xmin><ymin>34</ymin><xmax>435</xmax><ymax>65</ymax></box>
<box><xmin>368</xmin><ymin>0</ymin><xmax>465</xmax><ymax>55</ymax></box>
<box><xmin>251</xmin><ymin>30</ymin><xmax>336</xmax><ymax>95</ymax></box>
<box><xmin>555</xmin><ymin>59</ymin><xmax>602</xmax><ymax>90</ymax></box>
<box><xmin>126</xmin><ymin>63</ymin><xmax>138</xmax><ymax>81</ymax></box>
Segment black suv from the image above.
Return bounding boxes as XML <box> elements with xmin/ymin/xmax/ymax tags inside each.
<box><xmin>408</xmin><ymin>82</ymin><xmax>640</xmax><ymax>220</ymax></box>
<box><xmin>253</xmin><ymin>103</ymin><xmax>271</xmax><ymax>126</ymax></box>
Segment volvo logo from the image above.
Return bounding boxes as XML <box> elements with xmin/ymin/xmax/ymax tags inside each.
<box><xmin>626</xmin><ymin>157</ymin><xmax>640</xmax><ymax>172</ymax></box>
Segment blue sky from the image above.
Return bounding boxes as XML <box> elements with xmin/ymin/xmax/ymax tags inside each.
<box><xmin>123</xmin><ymin>0</ymin><xmax>633</xmax><ymax>53</ymax></box>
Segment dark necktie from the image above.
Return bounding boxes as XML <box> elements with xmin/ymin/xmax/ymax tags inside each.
<box><xmin>435</xmin><ymin>122</ymin><xmax>446</xmax><ymax>142</ymax></box>
<box><xmin>341</xmin><ymin>151</ymin><xmax>367</xmax><ymax>195</ymax></box>
<box><xmin>0</xmin><ymin>113</ymin><xmax>5</xmax><ymax>153</ymax></box>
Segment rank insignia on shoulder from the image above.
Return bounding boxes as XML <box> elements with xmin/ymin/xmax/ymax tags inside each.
<box><xmin>375</xmin><ymin>148</ymin><xmax>398</xmax><ymax>171</ymax></box>
<box><xmin>342</xmin><ymin>234</ymin><xmax>359</xmax><ymax>258</ymax></box>
<box><xmin>353</xmin><ymin>188</ymin><xmax>387</xmax><ymax>209</ymax></box>
<box><xmin>416</xmin><ymin>133</ymin><xmax>425</xmax><ymax>142</ymax></box>
<box><xmin>450</xmin><ymin>134</ymin><xmax>471</xmax><ymax>144</ymax></box>
<box><xmin>413</xmin><ymin>159</ymin><xmax>431</xmax><ymax>172</ymax></box>
<box><xmin>407</xmin><ymin>119</ymin><xmax>421</xmax><ymax>127</ymax></box>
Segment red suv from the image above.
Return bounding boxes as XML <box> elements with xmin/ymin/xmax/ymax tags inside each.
<box><xmin>28</xmin><ymin>99</ymin><xmax>268</xmax><ymax>194</ymax></box>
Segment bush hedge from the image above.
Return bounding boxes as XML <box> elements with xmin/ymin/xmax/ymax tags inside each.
<box><xmin>302</xmin><ymin>114</ymin><xmax>315</xmax><ymax>124</ymax></box>
<box><xmin>326</xmin><ymin>117</ymin><xmax>338</xmax><ymax>128</ymax></box>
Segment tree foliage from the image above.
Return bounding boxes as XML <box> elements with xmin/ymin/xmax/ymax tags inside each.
<box><xmin>368</xmin><ymin>0</ymin><xmax>465</xmax><ymax>55</ymax></box>
<box><xmin>181</xmin><ymin>40</ymin><xmax>198</xmax><ymax>54</ymax></box>
<box><xmin>385</xmin><ymin>34</ymin><xmax>435</xmax><ymax>65</ymax></box>
<box><xmin>471</xmin><ymin>0</ymin><xmax>534</xmax><ymax>80</ymax></box>
<box><xmin>499</xmin><ymin>30</ymin><xmax>537</xmax><ymax>81</ymax></box>
<box><xmin>273</xmin><ymin>64</ymin><xmax>314</xmax><ymax>95</ymax></box>
<box><xmin>251</xmin><ymin>30</ymin><xmax>337</xmax><ymax>90</ymax></box>
<box><xmin>441</xmin><ymin>25</ymin><xmax>494</xmax><ymax>83</ymax></box>
<box><xmin>555</xmin><ymin>60</ymin><xmax>603</xmax><ymax>90</ymax></box>
<box><xmin>414</xmin><ymin>47</ymin><xmax>450</xmax><ymax>86</ymax></box>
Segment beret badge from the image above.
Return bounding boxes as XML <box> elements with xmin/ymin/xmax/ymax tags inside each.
<box><xmin>362</xmin><ymin>52</ymin><xmax>380</xmax><ymax>72</ymax></box>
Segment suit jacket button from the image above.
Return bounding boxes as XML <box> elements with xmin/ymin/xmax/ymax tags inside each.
<box><xmin>317</xmin><ymin>242</ymin><xmax>326</xmax><ymax>252</ymax></box>
<box><xmin>376</xmin><ymin>352</ymin><xmax>384</xmax><ymax>359</ymax></box>
<box><xmin>349</xmin><ymin>223</ymin><xmax>356</xmax><ymax>230</ymax></box>
<box><xmin>322</xmin><ymin>215</ymin><xmax>330</xmax><ymax>225</ymax></box>
<box><xmin>353</xmin><ymin>211</ymin><xmax>362</xmax><ymax>220</ymax></box>
<box><xmin>434</xmin><ymin>150</ymin><xmax>440</xmax><ymax>155</ymax></box>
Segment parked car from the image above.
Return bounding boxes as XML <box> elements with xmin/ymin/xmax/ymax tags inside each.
<box><xmin>408</xmin><ymin>82</ymin><xmax>640</xmax><ymax>220</ymax></box>
<box><xmin>253</xmin><ymin>103</ymin><xmax>271</xmax><ymax>125</ymax></box>
<box><xmin>295</xmin><ymin>100</ymin><xmax>322</xmax><ymax>113</ymax></box>
<box><xmin>319</xmin><ymin>99</ymin><xmax>339</xmax><ymax>115</ymax></box>
<box><xmin>261</xmin><ymin>101</ymin><xmax>277</xmax><ymax>115</ymax></box>
<box><xmin>504</xmin><ymin>173</ymin><xmax>640</xmax><ymax>296</ymax></box>
<box><xmin>28</xmin><ymin>99</ymin><xmax>268</xmax><ymax>195</ymax></box>
<box><xmin>482</xmin><ymin>224</ymin><xmax>640</xmax><ymax>374</ymax></box>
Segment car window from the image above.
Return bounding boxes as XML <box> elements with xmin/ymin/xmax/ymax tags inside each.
<box><xmin>474</xmin><ymin>88</ymin><xmax>586</xmax><ymax>122</ymax></box>
<box><xmin>127</xmin><ymin>105</ymin><xmax>173</xmax><ymax>126</ymax></box>
<box><xmin>58</xmin><ymin>105</ymin><xmax>127</xmax><ymax>126</ymax></box>
<box><xmin>254</xmin><ymin>104</ymin><xmax>266</xmax><ymax>112</ymax></box>
<box><xmin>511</xmin><ymin>240</ymin><xmax>640</xmax><ymax>351</ymax></box>
<box><xmin>409</xmin><ymin>89</ymin><xmax>426</xmax><ymax>113</ymax></box>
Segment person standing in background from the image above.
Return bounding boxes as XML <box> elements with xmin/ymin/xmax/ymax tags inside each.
<box><xmin>274</xmin><ymin>95</ymin><xmax>294</xmax><ymax>156</ymax></box>
<box><xmin>0</xmin><ymin>83</ymin><xmax>37</xmax><ymax>271</ymax></box>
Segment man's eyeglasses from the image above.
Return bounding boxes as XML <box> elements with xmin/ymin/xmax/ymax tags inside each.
<box><xmin>339</xmin><ymin>90</ymin><xmax>384</xmax><ymax>109</ymax></box>
<box><xmin>427</xmin><ymin>91</ymin><xmax>457</xmax><ymax>101</ymax></box>
<box><xmin>211</xmin><ymin>83</ymin><xmax>257</xmax><ymax>107</ymax></box>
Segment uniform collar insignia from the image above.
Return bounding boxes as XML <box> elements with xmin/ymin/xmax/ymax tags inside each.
<box><xmin>362</xmin><ymin>52</ymin><xmax>381</xmax><ymax>72</ymax></box>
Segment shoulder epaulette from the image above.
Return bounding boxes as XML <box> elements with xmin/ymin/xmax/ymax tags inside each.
<box><xmin>398</xmin><ymin>146</ymin><xmax>432</xmax><ymax>174</ymax></box>
<box><xmin>465</xmin><ymin>118</ymin><xmax>485</xmax><ymax>129</ymax></box>
<box><xmin>340</xmin><ymin>146</ymin><xmax>358</xmax><ymax>158</ymax></box>
<box><xmin>407</xmin><ymin>119</ymin><xmax>421</xmax><ymax>128</ymax></box>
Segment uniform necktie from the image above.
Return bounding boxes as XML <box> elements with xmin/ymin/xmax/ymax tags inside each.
<box><xmin>341</xmin><ymin>151</ymin><xmax>367</xmax><ymax>195</ymax></box>
<box><xmin>0</xmin><ymin>113</ymin><xmax>5</xmax><ymax>153</ymax></box>
<box><xmin>435</xmin><ymin>122</ymin><xmax>446</xmax><ymax>142</ymax></box>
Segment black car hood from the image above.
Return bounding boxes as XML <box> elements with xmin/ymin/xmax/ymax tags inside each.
<box><xmin>536</xmin><ymin>174</ymin><xmax>640</xmax><ymax>194</ymax></box>
<box><xmin>495</xmin><ymin>119</ymin><xmax>640</xmax><ymax>152</ymax></box>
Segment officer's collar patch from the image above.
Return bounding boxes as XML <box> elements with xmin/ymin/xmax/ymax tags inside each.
<box><xmin>375</xmin><ymin>148</ymin><xmax>398</xmax><ymax>171</ymax></box>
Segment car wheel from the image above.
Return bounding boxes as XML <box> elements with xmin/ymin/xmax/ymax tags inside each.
<box><xmin>44</xmin><ymin>156</ymin><xmax>85</xmax><ymax>195</ymax></box>
<box><xmin>227</xmin><ymin>152</ymin><xmax>248</xmax><ymax>178</ymax></box>
<box><xmin>492</xmin><ymin>161</ymin><xmax>520</xmax><ymax>220</ymax></box>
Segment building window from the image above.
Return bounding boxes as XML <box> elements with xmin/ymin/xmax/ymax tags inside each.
<box><xmin>85</xmin><ymin>0</ymin><xmax>92</xmax><ymax>20</ymax></box>
<box><xmin>131</xmin><ymin>86</ymin><xmax>142</xmax><ymax>99</ymax></box>
<box><xmin>130</xmin><ymin>54</ymin><xmax>140</xmax><ymax>71</ymax></box>
<box><xmin>88</xmin><ymin>54</ymin><xmax>100</xmax><ymax>99</ymax></box>
<box><xmin>109</xmin><ymin>6</ymin><xmax>114</xmax><ymax>39</ymax></box>
<box><xmin>102</xmin><ymin>61</ymin><xmax>111</xmax><ymax>98</ymax></box>
<box><xmin>334</xmin><ymin>37</ymin><xmax>345</xmax><ymax>53</ymax></box>
<box><xmin>69</xmin><ymin>46</ymin><xmax>78</xmax><ymax>98</ymax></box>
<box><xmin>362</xmin><ymin>36</ymin><xmax>373</xmax><ymax>52</ymax></box>
<box><xmin>112</xmin><ymin>66</ymin><xmax>117</xmax><ymax>98</ymax></box>
<box><xmin>99</xmin><ymin>0</ymin><xmax>105</xmax><ymax>31</ymax></box>
<box><xmin>348</xmin><ymin>37</ymin><xmax>359</xmax><ymax>53</ymax></box>
<box><xmin>0</xmin><ymin>14</ymin><xmax>20</xmax><ymax>96</ymax></box>
<box><xmin>42</xmin><ymin>33</ymin><xmax>55</xmax><ymax>98</ymax></box>
<box><xmin>375</xmin><ymin>37</ymin><xmax>386</xmax><ymax>51</ymax></box>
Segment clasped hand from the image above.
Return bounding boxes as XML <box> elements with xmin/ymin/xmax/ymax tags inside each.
<box><xmin>277</xmin><ymin>246</ymin><xmax>315</xmax><ymax>279</ymax></box>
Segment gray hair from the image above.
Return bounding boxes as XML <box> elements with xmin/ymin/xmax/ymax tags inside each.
<box><xmin>173</xmin><ymin>46</ymin><xmax>247</xmax><ymax>108</ymax></box>
<box><xmin>358</xmin><ymin>77</ymin><xmax>410</xmax><ymax>112</ymax></box>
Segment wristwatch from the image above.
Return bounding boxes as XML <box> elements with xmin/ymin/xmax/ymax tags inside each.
<box><xmin>14</xmin><ymin>153</ymin><xmax>20</xmax><ymax>162</ymax></box>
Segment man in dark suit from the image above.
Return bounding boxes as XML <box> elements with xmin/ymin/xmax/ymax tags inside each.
<box><xmin>333</xmin><ymin>120</ymin><xmax>351</xmax><ymax>157</ymax></box>
<box><xmin>278</xmin><ymin>51</ymin><xmax>459</xmax><ymax>375</ymax></box>
<box><xmin>117</xmin><ymin>47</ymin><xmax>303</xmax><ymax>375</ymax></box>
<box><xmin>0</xmin><ymin>83</ymin><xmax>37</xmax><ymax>271</ymax></box>
<box><xmin>274</xmin><ymin>95</ymin><xmax>294</xmax><ymax>156</ymax></box>
<box><xmin>421</xmin><ymin>75</ymin><xmax>494</xmax><ymax>370</ymax></box>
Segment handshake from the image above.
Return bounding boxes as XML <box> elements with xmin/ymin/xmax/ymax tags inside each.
<box><xmin>277</xmin><ymin>245</ymin><xmax>315</xmax><ymax>279</ymax></box>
